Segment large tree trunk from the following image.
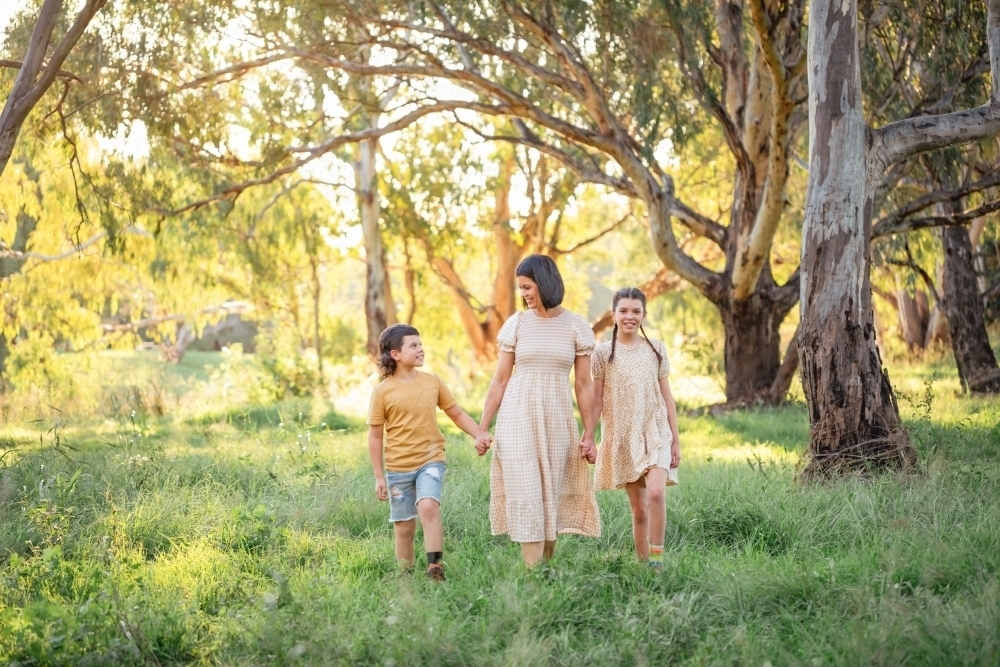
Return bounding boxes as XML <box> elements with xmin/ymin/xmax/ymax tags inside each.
<box><xmin>356</xmin><ymin>138</ymin><xmax>396</xmax><ymax>357</ymax></box>
<box><xmin>941</xmin><ymin>223</ymin><xmax>1000</xmax><ymax>392</ymax></box>
<box><xmin>719</xmin><ymin>292</ymin><xmax>786</xmax><ymax>402</ymax></box>
<box><xmin>800</xmin><ymin>0</ymin><xmax>914</xmax><ymax>474</ymax></box>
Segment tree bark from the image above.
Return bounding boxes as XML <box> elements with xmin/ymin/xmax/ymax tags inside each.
<box><xmin>720</xmin><ymin>291</ymin><xmax>787</xmax><ymax>402</ymax></box>
<box><xmin>800</xmin><ymin>0</ymin><xmax>914</xmax><ymax>474</ymax></box>
<box><xmin>941</xmin><ymin>223</ymin><xmax>1000</xmax><ymax>392</ymax></box>
<box><xmin>767</xmin><ymin>332</ymin><xmax>800</xmax><ymax>404</ymax></box>
<box><xmin>356</xmin><ymin>138</ymin><xmax>396</xmax><ymax>357</ymax></box>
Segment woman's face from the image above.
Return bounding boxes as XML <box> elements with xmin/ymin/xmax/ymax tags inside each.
<box><xmin>517</xmin><ymin>276</ymin><xmax>541</xmax><ymax>310</ymax></box>
<box><xmin>613</xmin><ymin>297</ymin><xmax>645</xmax><ymax>334</ymax></box>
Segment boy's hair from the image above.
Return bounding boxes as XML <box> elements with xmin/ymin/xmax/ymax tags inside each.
<box><xmin>377</xmin><ymin>324</ymin><xmax>420</xmax><ymax>379</ymax></box>
<box><xmin>516</xmin><ymin>254</ymin><xmax>564</xmax><ymax>309</ymax></box>
<box><xmin>609</xmin><ymin>287</ymin><xmax>662</xmax><ymax>370</ymax></box>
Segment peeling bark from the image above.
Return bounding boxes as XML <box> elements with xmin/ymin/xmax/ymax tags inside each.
<box><xmin>800</xmin><ymin>0</ymin><xmax>914</xmax><ymax>474</ymax></box>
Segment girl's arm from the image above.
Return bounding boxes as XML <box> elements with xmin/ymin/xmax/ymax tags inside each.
<box><xmin>574</xmin><ymin>354</ymin><xmax>597</xmax><ymax>463</ymax></box>
<box><xmin>478</xmin><ymin>350</ymin><xmax>515</xmax><ymax>438</ymax></box>
<box><xmin>658</xmin><ymin>376</ymin><xmax>681</xmax><ymax>467</ymax></box>
<box><xmin>367</xmin><ymin>426</ymin><xmax>388</xmax><ymax>500</ymax></box>
<box><xmin>592</xmin><ymin>377</ymin><xmax>605</xmax><ymax>428</ymax></box>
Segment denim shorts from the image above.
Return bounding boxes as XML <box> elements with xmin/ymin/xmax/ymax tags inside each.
<box><xmin>385</xmin><ymin>461</ymin><xmax>446</xmax><ymax>522</ymax></box>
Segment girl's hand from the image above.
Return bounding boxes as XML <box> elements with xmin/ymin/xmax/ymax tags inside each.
<box><xmin>580</xmin><ymin>435</ymin><xmax>597</xmax><ymax>464</ymax></box>
<box><xmin>475</xmin><ymin>430</ymin><xmax>492</xmax><ymax>456</ymax></box>
<box><xmin>670</xmin><ymin>438</ymin><xmax>681</xmax><ymax>468</ymax></box>
<box><xmin>375</xmin><ymin>476</ymin><xmax>388</xmax><ymax>501</ymax></box>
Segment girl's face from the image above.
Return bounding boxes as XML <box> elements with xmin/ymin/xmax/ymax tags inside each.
<box><xmin>517</xmin><ymin>276</ymin><xmax>542</xmax><ymax>310</ymax></box>
<box><xmin>613</xmin><ymin>297</ymin><xmax>645</xmax><ymax>334</ymax></box>
<box><xmin>390</xmin><ymin>334</ymin><xmax>424</xmax><ymax>368</ymax></box>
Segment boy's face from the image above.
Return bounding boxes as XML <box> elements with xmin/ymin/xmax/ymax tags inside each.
<box><xmin>390</xmin><ymin>335</ymin><xmax>424</xmax><ymax>368</ymax></box>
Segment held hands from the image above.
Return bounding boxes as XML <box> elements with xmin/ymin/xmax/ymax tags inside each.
<box><xmin>374</xmin><ymin>476</ymin><xmax>388</xmax><ymax>501</ymax></box>
<box><xmin>580</xmin><ymin>434</ymin><xmax>597</xmax><ymax>464</ymax></box>
<box><xmin>475</xmin><ymin>430</ymin><xmax>493</xmax><ymax>456</ymax></box>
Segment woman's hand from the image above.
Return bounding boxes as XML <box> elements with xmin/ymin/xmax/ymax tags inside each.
<box><xmin>580</xmin><ymin>434</ymin><xmax>597</xmax><ymax>464</ymax></box>
<box><xmin>475</xmin><ymin>430</ymin><xmax>493</xmax><ymax>456</ymax></box>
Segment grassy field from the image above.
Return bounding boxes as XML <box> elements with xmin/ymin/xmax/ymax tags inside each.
<box><xmin>0</xmin><ymin>353</ymin><xmax>998</xmax><ymax>666</ymax></box>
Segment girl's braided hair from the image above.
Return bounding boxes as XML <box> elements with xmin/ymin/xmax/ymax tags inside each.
<box><xmin>377</xmin><ymin>323</ymin><xmax>420</xmax><ymax>379</ymax></box>
<box><xmin>608</xmin><ymin>287</ymin><xmax>662</xmax><ymax>370</ymax></box>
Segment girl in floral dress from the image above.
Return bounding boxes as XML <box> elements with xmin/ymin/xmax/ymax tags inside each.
<box><xmin>592</xmin><ymin>287</ymin><xmax>681</xmax><ymax>569</ymax></box>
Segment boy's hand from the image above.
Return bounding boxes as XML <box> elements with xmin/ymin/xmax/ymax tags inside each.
<box><xmin>375</xmin><ymin>476</ymin><xmax>388</xmax><ymax>501</ymax></box>
<box><xmin>475</xmin><ymin>430</ymin><xmax>492</xmax><ymax>456</ymax></box>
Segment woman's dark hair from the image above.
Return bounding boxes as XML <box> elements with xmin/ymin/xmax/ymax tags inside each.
<box><xmin>609</xmin><ymin>287</ymin><xmax>662</xmax><ymax>370</ymax></box>
<box><xmin>377</xmin><ymin>323</ymin><xmax>420</xmax><ymax>379</ymax></box>
<box><xmin>515</xmin><ymin>254</ymin><xmax>564</xmax><ymax>310</ymax></box>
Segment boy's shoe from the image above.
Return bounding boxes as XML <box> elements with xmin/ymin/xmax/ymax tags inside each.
<box><xmin>648</xmin><ymin>560</ymin><xmax>663</xmax><ymax>573</ymax></box>
<box><xmin>426</xmin><ymin>563</ymin><xmax>446</xmax><ymax>582</ymax></box>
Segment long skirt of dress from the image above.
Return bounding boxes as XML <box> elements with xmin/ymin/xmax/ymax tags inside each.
<box><xmin>489</xmin><ymin>371</ymin><xmax>601</xmax><ymax>542</ymax></box>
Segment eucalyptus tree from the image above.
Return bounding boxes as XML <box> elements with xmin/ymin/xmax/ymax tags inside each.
<box><xmin>383</xmin><ymin>121</ymin><xmax>630</xmax><ymax>360</ymax></box>
<box><xmin>0</xmin><ymin>0</ymin><xmax>108</xmax><ymax>179</ymax></box>
<box><xmin>853</xmin><ymin>0</ymin><xmax>1000</xmax><ymax>394</ymax></box>
<box><xmin>800</xmin><ymin>0</ymin><xmax>1000</xmax><ymax>472</ymax></box>
<box><xmin>282</xmin><ymin>0</ymin><xmax>809</xmax><ymax>403</ymax></box>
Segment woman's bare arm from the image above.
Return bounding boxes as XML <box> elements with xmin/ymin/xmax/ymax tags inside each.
<box><xmin>479</xmin><ymin>350</ymin><xmax>515</xmax><ymax>433</ymax></box>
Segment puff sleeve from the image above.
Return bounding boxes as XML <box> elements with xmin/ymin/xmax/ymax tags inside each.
<box><xmin>656</xmin><ymin>339</ymin><xmax>671</xmax><ymax>378</ymax></box>
<box><xmin>496</xmin><ymin>312</ymin><xmax>521</xmax><ymax>353</ymax></box>
<box><xmin>591</xmin><ymin>344</ymin><xmax>608</xmax><ymax>380</ymax></box>
<box><xmin>574</xmin><ymin>314</ymin><xmax>596</xmax><ymax>356</ymax></box>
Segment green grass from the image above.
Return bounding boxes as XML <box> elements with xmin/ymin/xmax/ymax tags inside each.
<box><xmin>1</xmin><ymin>360</ymin><xmax>999</xmax><ymax>665</ymax></box>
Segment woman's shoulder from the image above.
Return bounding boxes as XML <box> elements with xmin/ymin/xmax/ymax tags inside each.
<box><xmin>560</xmin><ymin>309</ymin><xmax>592</xmax><ymax>330</ymax></box>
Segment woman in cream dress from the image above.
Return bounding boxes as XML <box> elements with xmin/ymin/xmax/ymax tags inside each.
<box><xmin>476</xmin><ymin>254</ymin><xmax>601</xmax><ymax>566</ymax></box>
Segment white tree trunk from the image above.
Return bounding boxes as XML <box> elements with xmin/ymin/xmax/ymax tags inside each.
<box><xmin>357</xmin><ymin>138</ymin><xmax>396</xmax><ymax>357</ymax></box>
<box><xmin>799</xmin><ymin>0</ymin><xmax>912</xmax><ymax>472</ymax></box>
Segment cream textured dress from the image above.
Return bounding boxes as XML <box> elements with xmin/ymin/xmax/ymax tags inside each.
<box><xmin>490</xmin><ymin>309</ymin><xmax>601</xmax><ymax>542</ymax></box>
<box><xmin>593</xmin><ymin>338</ymin><xmax>679</xmax><ymax>490</ymax></box>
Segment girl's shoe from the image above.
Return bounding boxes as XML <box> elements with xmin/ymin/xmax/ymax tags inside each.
<box><xmin>648</xmin><ymin>560</ymin><xmax>663</xmax><ymax>573</ymax></box>
<box><xmin>426</xmin><ymin>563</ymin><xmax>446</xmax><ymax>582</ymax></box>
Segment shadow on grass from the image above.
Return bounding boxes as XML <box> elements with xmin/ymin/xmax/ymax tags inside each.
<box><xmin>684</xmin><ymin>402</ymin><xmax>810</xmax><ymax>455</ymax></box>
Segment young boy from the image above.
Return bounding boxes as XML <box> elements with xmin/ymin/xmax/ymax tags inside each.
<box><xmin>367</xmin><ymin>324</ymin><xmax>488</xmax><ymax>581</ymax></box>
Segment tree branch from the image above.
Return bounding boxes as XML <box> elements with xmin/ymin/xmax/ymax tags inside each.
<box><xmin>0</xmin><ymin>59</ymin><xmax>81</xmax><ymax>83</ymax></box>
<box><xmin>0</xmin><ymin>226</ymin><xmax>150</xmax><ymax>262</ymax></box>
<box><xmin>100</xmin><ymin>301</ymin><xmax>253</xmax><ymax>333</ymax></box>
<box><xmin>548</xmin><ymin>210</ymin><xmax>632</xmax><ymax>257</ymax></box>
<box><xmin>872</xmin><ymin>169</ymin><xmax>1000</xmax><ymax>237</ymax></box>
<box><xmin>873</xmin><ymin>197</ymin><xmax>1000</xmax><ymax>237</ymax></box>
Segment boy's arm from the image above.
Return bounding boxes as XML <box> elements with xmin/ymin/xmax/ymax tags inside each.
<box><xmin>443</xmin><ymin>404</ymin><xmax>479</xmax><ymax>439</ymax></box>
<box><xmin>658</xmin><ymin>376</ymin><xmax>681</xmax><ymax>468</ymax></box>
<box><xmin>368</xmin><ymin>425</ymin><xmax>388</xmax><ymax>500</ymax></box>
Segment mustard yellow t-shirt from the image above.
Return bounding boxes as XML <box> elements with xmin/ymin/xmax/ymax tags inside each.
<box><xmin>367</xmin><ymin>371</ymin><xmax>458</xmax><ymax>472</ymax></box>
